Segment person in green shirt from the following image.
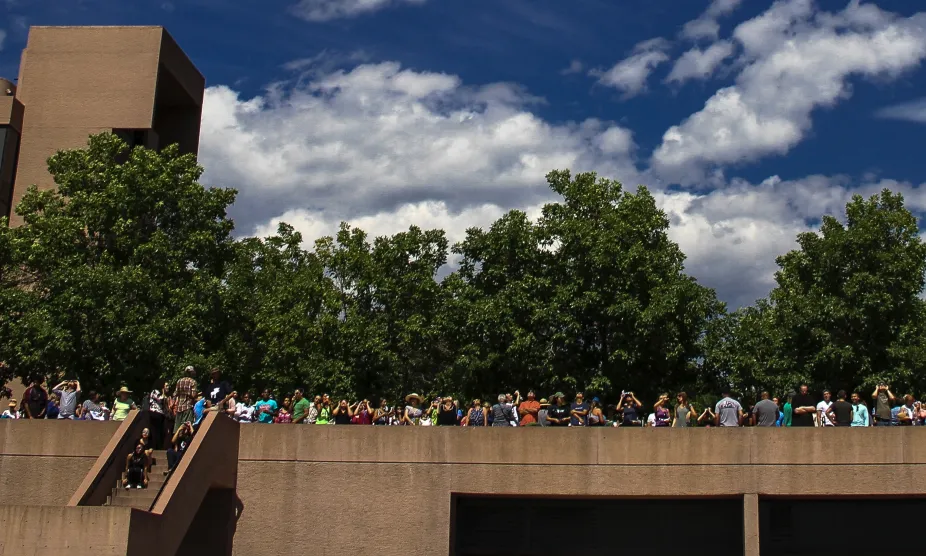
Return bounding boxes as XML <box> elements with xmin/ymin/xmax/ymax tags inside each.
<box><xmin>291</xmin><ymin>389</ymin><xmax>312</xmax><ymax>424</ymax></box>
<box><xmin>783</xmin><ymin>394</ymin><xmax>793</xmax><ymax>427</ymax></box>
<box><xmin>112</xmin><ymin>387</ymin><xmax>137</xmax><ymax>422</ymax></box>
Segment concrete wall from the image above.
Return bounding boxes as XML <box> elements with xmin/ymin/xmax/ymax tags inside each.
<box><xmin>9</xmin><ymin>26</ymin><xmax>203</xmax><ymax>226</ymax></box>
<box><xmin>3</xmin><ymin>422</ymin><xmax>926</xmax><ymax>554</ymax></box>
<box><xmin>233</xmin><ymin>425</ymin><xmax>926</xmax><ymax>555</ymax></box>
<box><xmin>0</xmin><ymin>419</ymin><xmax>118</xmax><ymax>506</ymax></box>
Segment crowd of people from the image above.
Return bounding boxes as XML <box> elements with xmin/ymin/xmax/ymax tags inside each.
<box><xmin>4</xmin><ymin>367</ymin><xmax>923</xmax><ymax>431</ymax></box>
<box><xmin>6</xmin><ymin>370</ymin><xmax>924</xmax><ymax>491</ymax></box>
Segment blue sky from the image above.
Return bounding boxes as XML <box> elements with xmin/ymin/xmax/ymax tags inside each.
<box><xmin>2</xmin><ymin>0</ymin><xmax>926</xmax><ymax>307</ymax></box>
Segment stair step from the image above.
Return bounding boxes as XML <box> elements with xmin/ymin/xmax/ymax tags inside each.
<box><xmin>109</xmin><ymin>495</ymin><xmax>157</xmax><ymax>509</ymax></box>
<box><xmin>116</xmin><ymin>476</ymin><xmax>166</xmax><ymax>490</ymax></box>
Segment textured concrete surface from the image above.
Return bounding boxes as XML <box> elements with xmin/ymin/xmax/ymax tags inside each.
<box><xmin>5</xmin><ymin>422</ymin><xmax>926</xmax><ymax>554</ymax></box>
<box><xmin>9</xmin><ymin>26</ymin><xmax>203</xmax><ymax>226</ymax></box>
<box><xmin>0</xmin><ymin>504</ymin><xmax>133</xmax><ymax>554</ymax></box>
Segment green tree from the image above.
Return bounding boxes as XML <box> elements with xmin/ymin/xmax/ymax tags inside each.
<box><xmin>770</xmin><ymin>190</ymin><xmax>926</xmax><ymax>393</ymax></box>
<box><xmin>0</xmin><ymin>133</ymin><xmax>236</xmax><ymax>394</ymax></box>
<box><xmin>706</xmin><ymin>190</ymin><xmax>926</xmax><ymax>397</ymax></box>
<box><xmin>444</xmin><ymin>171</ymin><xmax>722</xmax><ymax>402</ymax></box>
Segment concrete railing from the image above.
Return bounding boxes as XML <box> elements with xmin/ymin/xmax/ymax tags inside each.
<box><xmin>68</xmin><ymin>410</ymin><xmax>150</xmax><ymax>507</ymax></box>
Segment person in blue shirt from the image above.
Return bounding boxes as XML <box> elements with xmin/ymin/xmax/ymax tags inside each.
<box><xmin>850</xmin><ymin>392</ymin><xmax>871</xmax><ymax>426</ymax></box>
<box><xmin>254</xmin><ymin>390</ymin><xmax>278</xmax><ymax>424</ymax></box>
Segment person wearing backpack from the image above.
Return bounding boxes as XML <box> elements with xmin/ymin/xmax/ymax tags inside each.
<box><xmin>23</xmin><ymin>377</ymin><xmax>48</xmax><ymax>419</ymax></box>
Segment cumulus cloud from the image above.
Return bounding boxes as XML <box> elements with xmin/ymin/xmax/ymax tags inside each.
<box><xmin>659</xmin><ymin>174</ymin><xmax>926</xmax><ymax>307</ymax></box>
<box><xmin>652</xmin><ymin>0</ymin><xmax>926</xmax><ymax>184</ymax></box>
<box><xmin>291</xmin><ymin>0</ymin><xmax>426</xmax><ymax>22</ymax></box>
<box><xmin>875</xmin><ymin>97</ymin><xmax>926</xmax><ymax>123</ymax></box>
<box><xmin>665</xmin><ymin>40</ymin><xmax>735</xmax><ymax>84</ymax></box>
<box><xmin>197</xmin><ymin>47</ymin><xmax>926</xmax><ymax>308</ymax></box>
<box><xmin>681</xmin><ymin>0</ymin><xmax>743</xmax><ymax>40</ymax></box>
<box><xmin>198</xmin><ymin>61</ymin><xmax>640</xmax><ymax>235</ymax></box>
<box><xmin>591</xmin><ymin>38</ymin><xmax>670</xmax><ymax>99</ymax></box>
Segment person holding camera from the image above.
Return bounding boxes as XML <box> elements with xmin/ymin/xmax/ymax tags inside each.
<box><xmin>872</xmin><ymin>383</ymin><xmax>896</xmax><ymax>426</ymax></box>
<box><xmin>167</xmin><ymin>421</ymin><xmax>194</xmax><ymax>472</ymax></box>
<box><xmin>617</xmin><ymin>391</ymin><xmax>642</xmax><ymax>427</ymax></box>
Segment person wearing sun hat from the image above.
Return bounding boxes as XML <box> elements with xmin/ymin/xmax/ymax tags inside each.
<box><xmin>537</xmin><ymin>398</ymin><xmax>550</xmax><ymax>427</ymax></box>
<box><xmin>403</xmin><ymin>393</ymin><xmax>423</xmax><ymax>425</ymax></box>
<box><xmin>1</xmin><ymin>399</ymin><xmax>19</xmax><ymax>419</ymax></box>
<box><xmin>112</xmin><ymin>386</ymin><xmax>137</xmax><ymax>422</ymax></box>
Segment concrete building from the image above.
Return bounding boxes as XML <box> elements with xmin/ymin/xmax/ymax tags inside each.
<box><xmin>0</xmin><ymin>26</ymin><xmax>204</xmax><ymax>226</ymax></box>
<box><xmin>2</xmin><ymin>418</ymin><xmax>926</xmax><ymax>555</ymax></box>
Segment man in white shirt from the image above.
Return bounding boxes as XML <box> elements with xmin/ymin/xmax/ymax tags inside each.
<box><xmin>816</xmin><ymin>390</ymin><xmax>834</xmax><ymax>427</ymax></box>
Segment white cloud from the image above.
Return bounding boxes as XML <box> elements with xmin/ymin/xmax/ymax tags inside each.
<box><xmin>291</xmin><ymin>0</ymin><xmax>426</xmax><ymax>22</ymax></box>
<box><xmin>199</xmin><ymin>60</ymin><xmax>639</xmax><ymax>235</ymax></box>
<box><xmin>592</xmin><ymin>38</ymin><xmax>670</xmax><ymax>98</ymax></box>
<box><xmin>875</xmin><ymin>97</ymin><xmax>926</xmax><ymax>123</ymax></box>
<box><xmin>665</xmin><ymin>40</ymin><xmax>735</xmax><ymax>84</ymax></box>
<box><xmin>681</xmin><ymin>0</ymin><xmax>743</xmax><ymax>40</ymax></box>
<box><xmin>197</xmin><ymin>53</ymin><xmax>926</xmax><ymax>309</ymax></box>
<box><xmin>653</xmin><ymin>0</ymin><xmax>926</xmax><ymax>184</ymax></box>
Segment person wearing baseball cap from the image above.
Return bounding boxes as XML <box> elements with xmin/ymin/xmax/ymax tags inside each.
<box><xmin>546</xmin><ymin>392</ymin><xmax>570</xmax><ymax>426</ymax></box>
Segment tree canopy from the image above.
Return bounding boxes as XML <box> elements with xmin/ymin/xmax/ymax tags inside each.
<box><xmin>2</xmin><ymin>133</ymin><xmax>925</xmax><ymax>404</ymax></box>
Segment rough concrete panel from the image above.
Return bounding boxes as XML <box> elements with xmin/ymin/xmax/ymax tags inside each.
<box><xmin>238</xmin><ymin>425</ymin><xmax>599</xmax><ymax>465</ymax></box>
<box><xmin>0</xmin><ymin>96</ymin><xmax>24</xmax><ymax>132</ymax></box>
<box><xmin>234</xmin><ymin>461</ymin><xmax>452</xmax><ymax>555</ymax></box>
<box><xmin>744</xmin><ymin>493</ymin><xmax>759</xmax><ymax>556</ymax></box>
<box><xmin>0</xmin><ymin>456</ymin><xmax>96</xmax><ymax>506</ymax></box>
<box><xmin>751</xmin><ymin>426</ymin><xmax>905</xmax><ymax>464</ymax></box>
<box><xmin>0</xmin><ymin>504</ymin><xmax>132</xmax><ymax>554</ymax></box>
<box><xmin>0</xmin><ymin>419</ymin><xmax>118</xmax><ymax>456</ymax></box>
<box><xmin>595</xmin><ymin>427</ymin><xmax>752</xmax><ymax>465</ymax></box>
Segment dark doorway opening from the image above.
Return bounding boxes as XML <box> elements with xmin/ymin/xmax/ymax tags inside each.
<box><xmin>452</xmin><ymin>496</ymin><xmax>743</xmax><ymax>556</ymax></box>
<box><xmin>760</xmin><ymin>498</ymin><xmax>926</xmax><ymax>555</ymax></box>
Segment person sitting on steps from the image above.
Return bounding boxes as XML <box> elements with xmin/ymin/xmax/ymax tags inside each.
<box><xmin>123</xmin><ymin>443</ymin><xmax>148</xmax><ymax>489</ymax></box>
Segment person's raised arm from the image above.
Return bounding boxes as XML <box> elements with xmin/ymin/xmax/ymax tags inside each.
<box><xmin>872</xmin><ymin>386</ymin><xmax>879</xmax><ymax>400</ymax></box>
<box><xmin>887</xmin><ymin>388</ymin><xmax>896</xmax><ymax>402</ymax></box>
<box><xmin>53</xmin><ymin>381</ymin><xmax>66</xmax><ymax>392</ymax></box>
<box><xmin>74</xmin><ymin>381</ymin><xmax>81</xmax><ymax>394</ymax></box>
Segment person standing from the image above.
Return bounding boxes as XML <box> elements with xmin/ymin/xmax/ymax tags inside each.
<box><xmin>570</xmin><ymin>392</ymin><xmax>590</xmax><ymax>427</ymax></box>
<box><xmin>546</xmin><ymin>393</ymin><xmax>570</xmax><ymax>426</ymax></box>
<box><xmin>871</xmin><ymin>383</ymin><xmax>896</xmax><ymax>426</ymax></box>
<box><xmin>205</xmin><ymin>368</ymin><xmax>233</xmax><ymax>411</ymax></box>
<box><xmin>714</xmin><ymin>390</ymin><xmax>744</xmax><ymax>427</ymax></box>
<box><xmin>672</xmin><ymin>392</ymin><xmax>696</xmax><ymax>427</ymax></box>
<box><xmin>52</xmin><ymin>380</ymin><xmax>81</xmax><ymax>420</ymax></box>
<box><xmin>291</xmin><ymin>389</ymin><xmax>311</xmax><ymax>424</ymax></box>
<box><xmin>254</xmin><ymin>390</ymin><xmax>278</xmax><ymax>424</ymax></box>
<box><xmin>850</xmin><ymin>392</ymin><xmax>871</xmax><ymax>427</ymax></box>
<box><xmin>23</xmin><ymin>377</ymin><xmax>48</xmax><ymax>419</ymax></box>
<box><xmin>490</xmin><ymin>394</ymin><xmax>515</xmax><ymax>427</ymax></box>
<box><xmin>782</xmin><ymin>394</ymin><xmax>793</xmax><ymax>427</ymax></box>
<box><xmin>537</xmin><ymin>398</ymin><xmax>550</xmax><ymax>427</ymax></box>
<box><xmin>517</xmin><ymin>390</ymin><xmax>540</xmax><ymax>426</ymax></box>
<box><xmin>826</xmin><ymin>390</ymin><xmax>854</xmax><ymax>427</ymax></box>
<box><xmin>111</xmin><ymin>387</ymin><xmax>137</xmax><ymax>422</ymax></box>
<box><xmin>816</xmin><ymin>390</ymin><xmax>834</xmax><ymax>427</ymax></box>
<box><xmin>752</xmin><ymin>392</ymin><xmax>778</xmax><ymax>427</ymax></box>
<box><xmin>173</xmin><ymin>366</ymin><xmax>198</xmax><ymax>432</ymax></box>
<box><xmin>790</xmin><ymin>385</ymin><xmax>817</xmax><ymax>427</ymax></box>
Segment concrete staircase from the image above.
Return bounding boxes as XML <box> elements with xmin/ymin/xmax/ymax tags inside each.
<box><xmin>105</xmin><ymin>449</ymin><xmax>169</xmax><ymax>510</ymax></box>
